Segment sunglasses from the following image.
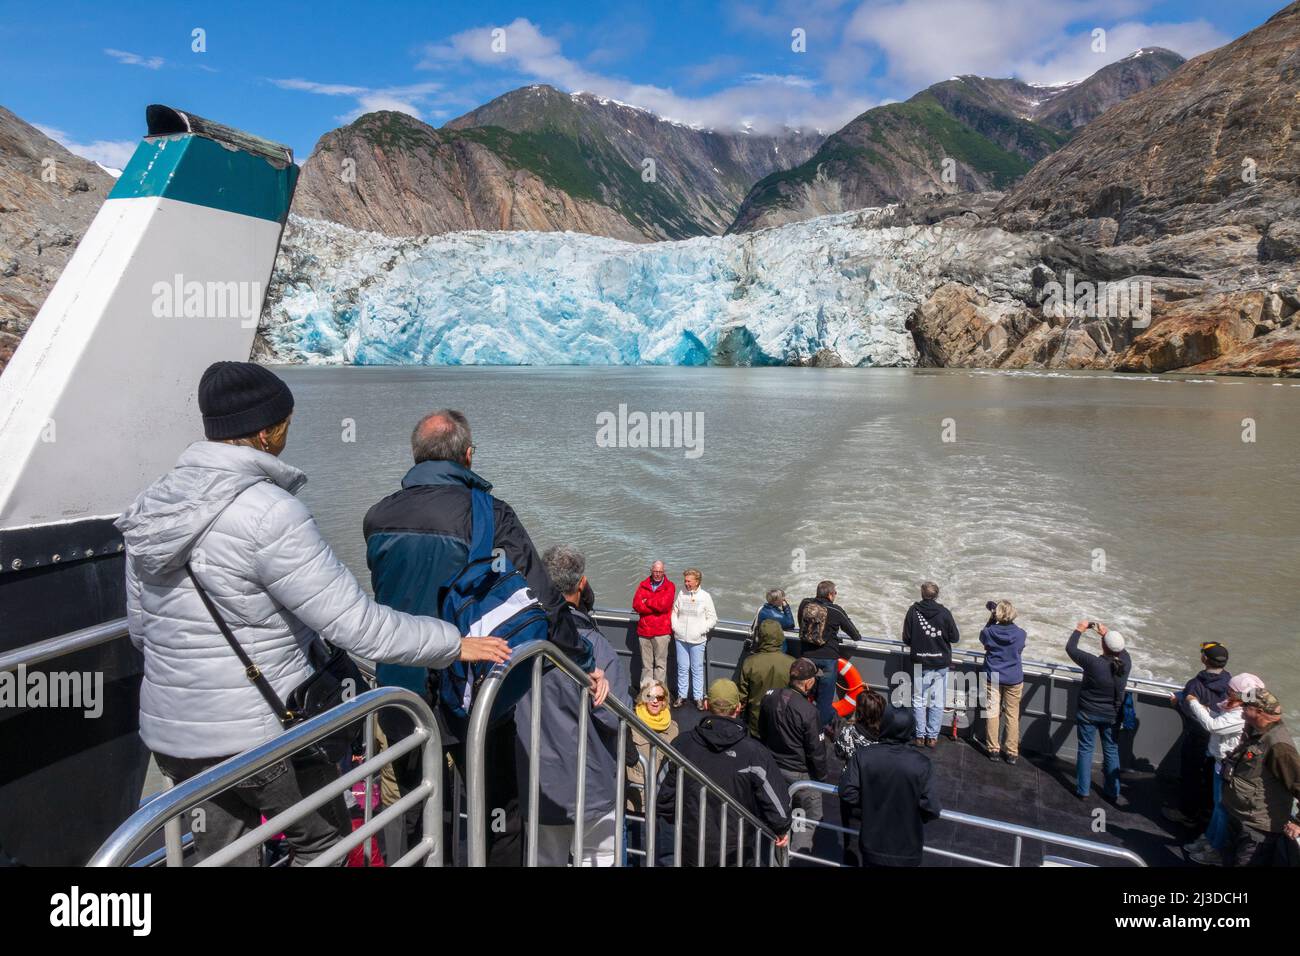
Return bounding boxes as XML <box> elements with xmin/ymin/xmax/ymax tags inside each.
<box><xmin>646</xmin><ymin>696</ymin><xmax>666</xmax><ymax>703</ymax></box>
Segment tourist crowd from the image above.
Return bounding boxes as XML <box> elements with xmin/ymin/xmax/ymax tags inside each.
<box><xmin>118</xmin><ymin>362</ymin><xmax>1299</xmax><ymax>869</ymax></box>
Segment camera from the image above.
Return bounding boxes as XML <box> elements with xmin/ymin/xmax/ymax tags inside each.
<box><xmin>986</xmin><ymin>600</ymin><xmax>997</xmax><ymax>612</ymax></box>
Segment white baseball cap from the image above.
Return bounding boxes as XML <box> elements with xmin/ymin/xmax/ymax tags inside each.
<box><xmin>1103</xmin><ymin>630</ymin><xmax>1126</xmax><ymax>653</ymax></box>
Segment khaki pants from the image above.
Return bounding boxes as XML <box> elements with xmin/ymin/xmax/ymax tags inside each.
<box><xmin>984</xmin><ymin>680</ymin><xmax>1023</xmax><ymax>757</ymax></box>
<box><xmin>640</xmin><ymin>633</ymin><xmax>671</xmax><ymax>685</ymax></box>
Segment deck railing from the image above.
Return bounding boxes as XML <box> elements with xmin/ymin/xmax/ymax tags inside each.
<box><xmin>89</xmin><ymin>687</ymin><xmax>443</xmax><ymax>867</ymax></box>
<box><xmin>463</xmin><ymin>639</ymin><xmax>788</xmax><ymax>867</ymax></box>
<box><xmin>786</xmin><ymin>779</ymin><xmax>1147</xmax><ymax>867</ymax></box>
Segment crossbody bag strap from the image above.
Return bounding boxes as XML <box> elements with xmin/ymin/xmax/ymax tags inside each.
<box><xmin>185</xmin><ymin>561</ymin><xmax>294</xmax><ymax>728</ymax></box>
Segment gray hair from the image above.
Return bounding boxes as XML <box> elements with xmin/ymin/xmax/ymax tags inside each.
<box><xmin>921</xmin><ymin>581</ymin><xmax>939</xmax><ymax>601</ymax></box>
<box><xmin>765</xmin><ymin>587</ymin><xmax>786</xmax><ymax>605</ymax></box>
<box><xmin>411</xmin><ymin>409</ymin><xmax>471</xmax><ymax>464</ymax></box>
<box><xmin>542</xmin><ymin>544</ymin><xmax>586</xmax><ymax>595</ymax></box>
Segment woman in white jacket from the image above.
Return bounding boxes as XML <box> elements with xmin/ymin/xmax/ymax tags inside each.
<box><xmin>1176</xmin><ymin>672</ymin><xmax>1265</xmax><ymax>865</ymax></box>
<box><xmin>670</xmin><ymin>568</ymin><xmax>718</xmax><ymax>710</ymax></box>
<box><xmin>116</xmin><ymin>361</ymin><xmax>509</xmax><ymax>865</ymax></box>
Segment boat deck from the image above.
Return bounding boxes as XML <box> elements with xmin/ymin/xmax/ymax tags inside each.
<box><xmin>670</xmin><ymin>704</ymin><xmax>1191</xmax><ymax>867</ymax></box>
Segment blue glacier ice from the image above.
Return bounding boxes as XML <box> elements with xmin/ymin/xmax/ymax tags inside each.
<box><xmin>263</xmin><ymin>209</ymin><xmax>1040</xmax><ymax>367</ymax></box>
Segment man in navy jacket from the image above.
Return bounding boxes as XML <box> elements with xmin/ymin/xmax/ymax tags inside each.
<box><xmin>363</xmin><ymin>409</ymin><xmax>601</xmax><ymax>865</ymax></box>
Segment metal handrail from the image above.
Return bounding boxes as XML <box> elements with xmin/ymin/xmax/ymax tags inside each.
<box><xmin>464</xmin><ymin>639</ymin><xmax>789</xmax><ymax>867</ymax></box>
<box><xmin>591</xmin><ymin>608</ymin><xmax>1182</xmax><ymax>695</ymax></box>
<box><xmin>0</xmin><ymin>617</ymin><xmax>129</xmax><ymax>672</ymax></box>
<box><xmin>787</xmin><ymin>779</ymin><xmax>1147</xmax><ymax>867</ymax></box>
<box><xmin>89</xmin><ymin>687</ymin><xmax>443</xmax><ymax>867</ymax></box>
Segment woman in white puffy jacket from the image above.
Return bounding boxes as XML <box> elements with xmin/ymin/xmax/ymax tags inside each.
<box><xmin>670</xmin><ymin>568</ymin><xmax>718</xmax><ymax>710</ymax></box>
<box><xmin>116</xmin><ymin>361</ymin><xmax>509</xmax><ymax>865</ymax></box>
<box><xmin>1176</xmin><ymin>672</ymin><xmax>1265</xmax><ymax>865</ymax></box>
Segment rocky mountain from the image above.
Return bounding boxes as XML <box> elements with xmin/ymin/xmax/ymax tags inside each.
<box><xmin>987</xmin><ymin>1</ymin><xmax>1300</xmax><ymax>374</ymax></box>
<box><xmin>729</xmin><ymin>49</ymin><xmax>1184</xmax><ymax>234</ymax></box>
<box><xmin>293</xmin><ymin>85</ymin><xmax>822</xmax><ymax>242</ymax></box>
<box><xmin>0</xmin><ymin>106</ymin><xmax>113</xmax><ymax>371</ymax></box>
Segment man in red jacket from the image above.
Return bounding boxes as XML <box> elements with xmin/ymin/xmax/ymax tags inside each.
<box><xmin>633</xmin><ymin>560</ymin><xmax>676</xmax><ymax>690</ymax></box>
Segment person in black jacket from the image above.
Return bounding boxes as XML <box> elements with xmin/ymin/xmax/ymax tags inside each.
<box><xmin>901</xmin><ymin>581</ymin><xmax>960</xmax><ymax>748</ymax></box>
<box><xmin>1164</xmin><ymin>642</ymin><xmax>1232</xmax><ymax>828</ymax></box>
<box><xmin>656</xmin><ymin>679</ymin><xmax>791</xmax><ymax>866</ymax></box>
<box><xmin>1066</xmin><ymin>620</ymin><xmax>1132</xmax><ymax>804</ymax></box>
<box><xmin>839</xmin><ymin>704</ymin><xmax>942</xmax><ymax>866</ymax></box>
<box><xmin>758</xmin><ymin>658</ymin><xmax>829</xmax><ymax>854</ymax></box>
<box><xmin>797</xmin><ymin>581</ymin><xmax>863</xmax><ymax>728</ymax></box>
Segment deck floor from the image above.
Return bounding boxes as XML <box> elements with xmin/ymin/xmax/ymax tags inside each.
<box><xmin>671</xmin><ymin>703</ymin><xmax>1192</xmax><ymax>867</ymax></box>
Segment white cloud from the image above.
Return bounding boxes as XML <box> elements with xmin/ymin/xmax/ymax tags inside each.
<box><xmin>844</xmin><ymin>0</ymin><xmax>1226</xmax><ymax>88</ymax></box>
<box><xmin>418</xmin><ymin>18</ymin><xmax>866</xmax><ymax>133</ymax></box>
<box><xmin>104</xmin><ymin>48</ymin><xmax>164</xmax><ymax>70</ymax></box>
<box><xmin>35</xmin><ymin>124</ymin><xmax>136</xmax><ymax>172</ymax></box>
<box><xmin>268</xmin><ymin>78</ymin><xmax>443</xmax><ymax>122</ymax></box>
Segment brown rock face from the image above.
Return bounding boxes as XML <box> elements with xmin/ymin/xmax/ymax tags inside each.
<box><xmin>0</xmin><ymin>105</ymin><xmax>113</xmax><ymax>373</ymax></box>
<box><xmin>292</xmin><ymin>113</ymin><xmax>648</xmax><ymax>241</ymax></box>
<box><xmin>1115</xmin><ymin>292</ymin><xmax>1265</xmax><ymax>372</ymax></box>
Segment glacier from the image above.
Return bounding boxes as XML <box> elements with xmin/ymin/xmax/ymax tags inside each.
<box><xmin>262</xmin><ymin>209</ymin><xmax>1042</xmax><ymax>367</ymax></box>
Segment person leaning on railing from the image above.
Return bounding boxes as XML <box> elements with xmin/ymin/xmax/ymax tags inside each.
<box><xmin>750</xmin><ymin>587</ymin><xmax>796</xmax><ymax>653</ymax></box>
<box><xmin>115</xmin><ymin>362</ymin><xmax>510</xmax><ymax>867</ymax></box>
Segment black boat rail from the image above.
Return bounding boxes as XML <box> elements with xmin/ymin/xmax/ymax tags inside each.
<box><xmin>89</xmin><ymin>687</ymin><xmax>443</xmax><ymax>867</ymax></box>
<box><xmin>786</xmin><ymin>780</ymin><xmax>1147</xmax><ymax>867</ymax></box>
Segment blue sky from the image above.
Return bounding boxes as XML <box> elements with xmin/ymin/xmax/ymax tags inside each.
<box><xmin>0</xmin><ymin>0</ymin><xmax>1285</xmax><ymax>168</ymax></box>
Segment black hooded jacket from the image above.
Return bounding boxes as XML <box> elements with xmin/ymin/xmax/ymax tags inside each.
<box><xmin>901</xmin><ymin>599</ymin><xmax>960</xmax><ymax>669</ymax></box>
<box><xmin>656</xmin><ymin>714</ymin><xmax>791</xmax><ymax>866</ymax></box>
<box><xmin>838</xmin><ymin>705</ymin><xmax>942</xmax><ymax>866</ymax></box>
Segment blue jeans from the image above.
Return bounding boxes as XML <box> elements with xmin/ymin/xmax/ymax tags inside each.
<box><xmin>1204</xmin><ymin>765</ymin><xmax>1228</xmax><ymax>850</ymax></box>
<box><xmin>1075</xmin><ymin>712</ymin><xmax>1121</xmax><ymax>799</ymax></box>
<box><xmin>912</xmin><ymin>667</ymin><xmax>947</xmax><ymax>740</ymax></box>
<box><xmin>676</xmin><ymin>640</ymin><xmax>706</xmax><ymax>700</ymax></box>
<box><xmin>812</xmin><ymin>664</ymin><xmax>836</xmax><ymax>729</ymax></box>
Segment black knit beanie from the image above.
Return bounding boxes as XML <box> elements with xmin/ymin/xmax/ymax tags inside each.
<box><xmin>198</xmin><ymin>361</ymin><xmax>295</xmax><ymax>440</ymax></box>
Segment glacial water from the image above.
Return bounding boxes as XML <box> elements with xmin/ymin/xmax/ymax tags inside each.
<box><xmin>275</xmin><ymin>364</ymin><xmax>1300</xmax><ymax>721</ymax></box>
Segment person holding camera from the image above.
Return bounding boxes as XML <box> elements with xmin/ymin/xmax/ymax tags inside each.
<box><xmin>979</xmin><ymin>600</ymin><xmax>1027</xmax><ymax>764</ymax></box>
<box><xmin>1067</xmin><ymin>620</ymin><xmax>1132</xmax><ymax>804</ymax></box>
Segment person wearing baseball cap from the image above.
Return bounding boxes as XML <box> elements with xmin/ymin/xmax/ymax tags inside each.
<box><xmin>1066</xmin><ymin>619</ymin><xmax>1133</xmax><ymax>805</ymax></box>
<box><xmin>1221</xmin><ymin>688</ymin><xmax>1300</xmax><ymax>866</ymax></box>
<box><xmin>757</xmin><ymin>658</ymin><xmax>830</xmax><ymax>854</ymax></box>
<box><xmin>1165</xmin><ymin>642</ymin><xmax>1233</xmax><ymax>828</ymax></box>
<box><xmin>654</xmin><ymin>677</ymin><xmax>791</xmax><ymax>864</ymax></box>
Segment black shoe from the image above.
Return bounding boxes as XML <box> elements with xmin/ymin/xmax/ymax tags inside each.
<box><xmin>987</xmin><ymin>749</ymin><xmax>1001</xmax><ymax>762</ymax></box>
<box><xmin>1003</xmin><ymin>754</ymin><xmax>1018</xmax><ymax>766</ymax></box>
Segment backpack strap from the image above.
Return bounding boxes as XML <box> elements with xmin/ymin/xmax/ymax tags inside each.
<box><xmin>185</xmin><ymin>561</ymin><xmax>294</xmax><ymax>728</ymax></box>
<box><xmin>467</xmin><ymin>488</ymin><xmax>496</xmax><ymax>565</ymax></box>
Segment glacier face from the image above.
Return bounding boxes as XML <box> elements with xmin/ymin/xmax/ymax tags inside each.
<box><xmin>263</xmin><ymin>209</ymin><xmax>1040</xmax><ymax>367</ymax></box>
